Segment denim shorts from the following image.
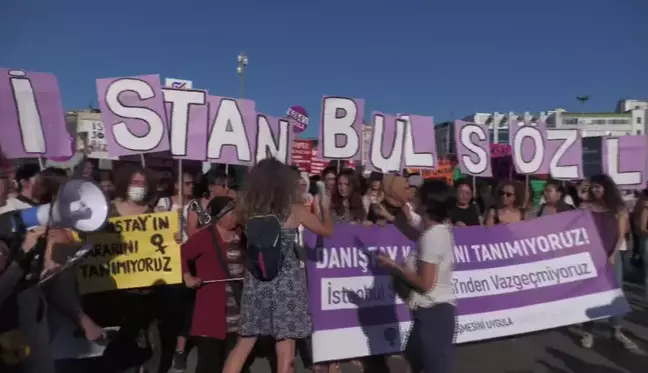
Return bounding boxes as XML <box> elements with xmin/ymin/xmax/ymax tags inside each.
<box><xmin>404</xmin><ymin>302</ymin><xmax>456</xmax><ymax>373</ymax></box>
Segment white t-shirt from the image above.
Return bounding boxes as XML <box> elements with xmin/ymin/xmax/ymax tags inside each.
<box><xmin>406</xmin><ymin>224</ymin><xmax>456</xmax><ymax>308</ymax></box>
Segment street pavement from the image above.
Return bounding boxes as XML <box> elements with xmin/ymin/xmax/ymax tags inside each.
<box><xmin>185</xmin><ymin>282</ymin><xmax>648</xmax><ymax>373</ymax></box>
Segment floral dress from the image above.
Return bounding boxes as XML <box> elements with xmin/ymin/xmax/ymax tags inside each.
<box><xmin>237</xmin><ymin>223</ymin><xmax>312</xmax><ymax>339</ymax></box>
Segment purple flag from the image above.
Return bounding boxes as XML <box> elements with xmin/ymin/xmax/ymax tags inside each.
<box><xmin>162</xmin><ymin>88</ymin><xmax>209</xmax><ymax>160</ymax></box>
<box><xmin>547</xmin><ymin>129</ymin><xmax>584</xmax><ymax>180</ymax></box>
<box><xmin>96</xmin><ymin>74</ymin><xmax>170</xmax><ymax>157</ymax></box>
<box><xmin>454</xmin><ymin>120</ymin><xmax>492</xmax><ymax>177</ymax></box>
<box><xmin>304</xmin><ymin>210</ymin><xmax>629</xmax><ymax>362</ymax></box>
<box><xmin>509</xmin><ymin>121</ymin><xmax>549</xmax><ymax>175</ymax></box>
<box><xmin>603</xmin><ymin>136</ymin><xmax>647</xmax><ymax>189</ymax></box>
<box><xmin>0</xmin><ymin>68</ymin><xmax>73</xmax><ymax>158</ymax></box>
<box><xmin>318</xmin><ymin>97</ymin><xmax>365</xmax><ymax>161</ymax></box>
<box><xmin>206</xmin><ymin>96</ymin><xmax>257</xmax><ymax>167</ymax></box>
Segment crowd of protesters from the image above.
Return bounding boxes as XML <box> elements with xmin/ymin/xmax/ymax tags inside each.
<box><xmin>0</xmin><ymin>155</ymin><xmax>646</xmax><ymax>373</ymax></box>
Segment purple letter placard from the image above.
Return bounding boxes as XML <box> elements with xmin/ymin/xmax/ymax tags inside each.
<box><xmin>0</xmin><ymin>68</ymin><xmax>73</xmax><ymax>158</ymax></box>
<box><xmin>162</xmin><ymin>88</ymin><xmax>208</xmax><ymax>161</ymax></box>
<box><xmin>547</xmin><ymin>129</ymin><xmax>583</xmax><ymax>180</ymax></box>
<box><xmin>319</xmin><ymin>97</ymin><xmax>365</xmax><ymax>161</ymax></box>
<box><xmin>255</xmin><ymin>114</ymin><xmax>293</xmax><ymax>164</ymax></box>
<box><xmin>603</xmin><ymin>136</ymin><xmax>646</xmax><ymax>189</ymax></box>
<box><xmin>400</xmin><ymin>114</ymin><xmax>437</xmax><ymax>169</ymax></box>
<box><xmin>454</xmin><ymin>120</ymin><xmax>492</xmax><ymax>177</ymax></box>
<box><xmin>96</xmin><ymin>74</ymin><xmax>170</xmax><ymax>157</ymax></box>
<box><xmin>206</xmin><ymin>97</ymin><xmax>257</xmax><ymax>167</ymax></box>
<box><xmin>509</xmin><ymin>121</ymin><xmax>549</xmax><ymax>175</ymax></box>
<box><xmin>366</xmin><ymin>112</ymin><xmax>406</xmax><ymax>173</ymax></box>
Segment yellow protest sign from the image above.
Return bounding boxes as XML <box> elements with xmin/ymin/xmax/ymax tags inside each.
<box><xmin>78</xmin><ymin>212</ymin><xmax>182</xmax><ymax>294</ymax></box>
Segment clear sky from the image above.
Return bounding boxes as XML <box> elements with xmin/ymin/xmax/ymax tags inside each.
<box><xmin>1</xmin><ymin>0</ymin><xmax>647</xmax><ymax>138</ymax></box>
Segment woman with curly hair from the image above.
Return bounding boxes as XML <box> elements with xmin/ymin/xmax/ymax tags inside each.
<box><xmin>223</xmin><ymin>158</ymin><xmax>334</xmax><ymax>373</ymax></box>
<box><xmin>578</xmin><ymin>174</ymin><xmax>639</xmax><ymax>352</ymax></box>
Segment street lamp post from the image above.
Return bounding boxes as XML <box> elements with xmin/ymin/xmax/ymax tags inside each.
<box><xmin>237</xmin><ymin>52</ymin><xmax>248</xmax><ymax>98</ymax></box>
<box><xmin>228</xmin><ymin>52</ymin><xmax>249</xmax><ymax>175</ymax></box>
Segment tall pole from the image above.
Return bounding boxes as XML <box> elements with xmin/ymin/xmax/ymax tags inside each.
<box><xmin>237</xmin><ymin>52</ymin><xmax>248</xmax><ymax>98</ymax></box>
<box><xmin>231</xmin><ymin>52</ymin><xmax>249</xmax><ymax>175</ymax></box>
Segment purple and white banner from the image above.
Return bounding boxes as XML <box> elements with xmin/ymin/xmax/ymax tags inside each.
<box><xmin>303</xmin><ymin>210</ymin><xmax>630</xmax><ymax>362</ymax></box>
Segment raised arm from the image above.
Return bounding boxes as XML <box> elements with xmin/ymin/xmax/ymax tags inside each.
<box><xmin>295</xmin><ymin>192</ymin><xmax>334</xmax><ymax>237</ymax></box>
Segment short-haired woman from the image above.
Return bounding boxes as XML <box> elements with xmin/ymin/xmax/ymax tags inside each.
<box><xmin>377</xmin><ymin>179</ymin><xmax>457</xmax><ymax>373</ymax></box>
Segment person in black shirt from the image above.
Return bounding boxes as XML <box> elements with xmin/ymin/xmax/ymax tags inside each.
<box><xmin>448</xmin><ymin>180</ymin><xmax>481</xmax><ymax>227</ymax></box>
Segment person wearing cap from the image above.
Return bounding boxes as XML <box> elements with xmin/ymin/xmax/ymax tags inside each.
<box><xmin>0</xmin><ymin>164</ymin><xmax>40</xmax><ymax>215</ymax></box>
<box><xmin>181</xmin><ymin>196</ymin><xmax>254</xmax><ymax>373</ymax></box>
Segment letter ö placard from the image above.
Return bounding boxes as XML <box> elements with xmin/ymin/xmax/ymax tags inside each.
<box><xmin>96</xmin><ymin>75</ymin><xmax>170</xmax><ymax>157</ymax></box>
<box><xmin>78</xmin><ymin>212</ymin><xmax>182</xmax><ymax>294</ymax></box>
<box><xmin>509</xmin><ymin>121</ymin><xmax>549</xmax><ymax>175</ymax></box>
<box><xmin>0</xmin><ymin>68</ymin><xmax>73</xmax><ymax>158</ymax></box>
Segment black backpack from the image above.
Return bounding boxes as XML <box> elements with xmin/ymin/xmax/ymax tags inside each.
<box><xmin>245</xmin><ymin>215</ymin><xmax>284</xmax><ymax>281</ymax></box>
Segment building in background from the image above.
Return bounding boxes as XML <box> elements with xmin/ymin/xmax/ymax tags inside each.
<box><xmin>617</xmin><ymin>99</ymin><xmax>648</xmax><ymax>112</ymax></box>
<box><xmin>552</xmin><ymin>109</ymin><xmax>644</xmax><ymax>136</ymax></box>
<box><xmin>435</xmin><ymin>121</ymin><xmax>453</xmax><ymax>158</ymax></box>
<box><xmin>435</xmin><ymin>99</ymin><xmax>648</xmax><ymax>157</ymax></box>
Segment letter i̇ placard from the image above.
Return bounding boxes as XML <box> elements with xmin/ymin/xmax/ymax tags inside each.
<box><xmin>0</xmin><ymin>68</ymin><xmax>72</xmax><ymax>158</ymax></box>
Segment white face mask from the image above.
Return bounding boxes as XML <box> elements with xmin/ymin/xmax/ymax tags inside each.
<box><xmin>127</xmin><ymin>186</ymin><xmax>147</xmax><ymax>202</ymax></box>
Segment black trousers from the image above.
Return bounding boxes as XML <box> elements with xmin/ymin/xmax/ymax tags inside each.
<box><xmin>194</xmin><ymin>333</ymin><xmax>254</xmax><ymax>373</ymax></box>
<box><xmin>404</xmin><ymin>303</ymin><xmax>456</xmax><ymax>373</ymax></box>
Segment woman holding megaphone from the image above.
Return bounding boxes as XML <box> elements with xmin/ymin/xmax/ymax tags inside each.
<box><xmin>0</xmin><ymin>166</ymin><xmax>105</xmax><ymax>373</ymax></box>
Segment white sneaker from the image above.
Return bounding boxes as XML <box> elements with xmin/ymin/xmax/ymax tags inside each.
<box><xmin>581</xmin><ymin>332</ymin><xmax>594</xmax><ymax>348</ymax></box>
<box><xmin>613</xmin><ymin>330</ymin><xmax>640</xmax><ymax>352</ymax></box>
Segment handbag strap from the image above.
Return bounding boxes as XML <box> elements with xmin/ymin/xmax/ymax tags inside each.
<box><xmin>207</xmin><ymin>228</ymin><xmax>242</xmax><ymax>306</ymax></box>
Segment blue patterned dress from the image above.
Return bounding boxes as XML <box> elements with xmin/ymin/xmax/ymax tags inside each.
<box><xmin>238</xmin><ymin>225</ymin><xmax>312</xmax><ymax>339</ymax></box>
